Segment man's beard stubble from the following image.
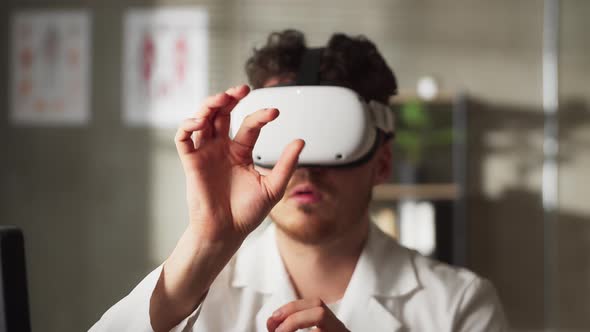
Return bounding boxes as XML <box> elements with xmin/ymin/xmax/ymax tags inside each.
<box><xmin>271</xmin><ymin>168</ymin><xmax>372</xmax><ymax>245</ymax></box>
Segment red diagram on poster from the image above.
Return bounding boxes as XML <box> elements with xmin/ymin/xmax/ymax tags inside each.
<box><xmin>123</xmin><ymin>8</ymin><xmax>208</xmax><ymax>127</ymax></box>
<box><xmin>11</xmin><ymin>11</ymin><xmax>90</xmax><ymax>126</ymax></box>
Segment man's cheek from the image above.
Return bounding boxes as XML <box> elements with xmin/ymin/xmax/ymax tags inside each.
<box><xmin>269</xmin><ymin>200</ymin><xmax>288</xmax><ymax>220</ymax></box>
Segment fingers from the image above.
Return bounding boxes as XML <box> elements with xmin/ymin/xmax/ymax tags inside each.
<box><xmin>186</xmin><ymin>85</ymin><xmax>249</xmax><ymax>147</ymax></box>
<box><xmin>220</xmin><ymin>85</ymin><xmax>250</xmax><ymax>115</ymax></box>
<box><xmin>263</xmin><ymin>139</ymin><xmax>305</xmax><ymax>201</ymax></box>
<box><xmin>232</xmin><ymin>107</ymin><xmax>280</xmax><ymax>154</ymax></box>
<box><xmin>267</xmin><ymin>299</ymin><xmax>342</xmax><ymax>332</ymax></box>
<box><xmin>193</xmin><ymin>91</ymin><xmax>233</xmax><ymax>142</ymax></box>
<box><xmin>197</xmin><ymin>91</ymin><xmax>234</xmax><ymax>118</ymax></box>
<box><xmin>273</xmin><ymin>306</ymin><xmax>327</xmax><ymax>332</ymax></box>
<box><xmin>174</xmin><ymin>117</ymin><xmax>208</xmax><ymax>155</ymax></box>
<box><xmin>266</xmin><ymin>298</ymin><xmax>322</xmax><ymax>332</ymax></box>
<box><xmin>213</xmin><ymin>85</ymin><xmax>251</xmax><ymax>137</ymax></box>
<box><xmin>272</xmin><ymin>298</ymin><xmax>325</xmax><ymax>321</ymax></box>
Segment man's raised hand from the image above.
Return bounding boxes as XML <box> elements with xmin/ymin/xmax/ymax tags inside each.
<box><xmin>174</xmin><ymin>84</ymin><xmax>305</xmax><ymax>242</ymax></box>
<box><xmin>150</xmin><ymin>85</ymin><xmax>303</xmax><ymax>332</ymax></box>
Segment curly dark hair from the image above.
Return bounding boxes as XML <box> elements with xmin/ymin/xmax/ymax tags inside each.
<box><xmin>245</xmin><ymin>29</ymin><xmax>397</xmax><ymax>103</ymax></box>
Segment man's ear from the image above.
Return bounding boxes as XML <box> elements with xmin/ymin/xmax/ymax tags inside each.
<box><xmin>373</xmin><ymin>141</ymin><xmax>392</xmax><ymax>185</ymax></box>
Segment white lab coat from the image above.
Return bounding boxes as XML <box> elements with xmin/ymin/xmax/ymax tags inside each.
<box><xmin>90</xmin><ymin>222</ymin><xmax>508</xmax><ymax>331</ymax></box>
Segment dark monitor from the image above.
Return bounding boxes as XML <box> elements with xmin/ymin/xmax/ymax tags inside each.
<box><xmin>0</xmin><ymin>226</ymin><xmax>31</xmax><ymax>332</ymax></box>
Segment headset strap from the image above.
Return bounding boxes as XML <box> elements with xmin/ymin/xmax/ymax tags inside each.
<box><xmin>368</xmin><ymin>100</ymin><xmax>395</xmax><ymax>134</ymax></box>
<box><xmin>295</xmin><ymin>48</ymin><xmax>324</xmax><ymax>85</ymax></box>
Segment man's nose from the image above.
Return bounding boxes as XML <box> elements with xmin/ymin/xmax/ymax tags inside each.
<box><xmin>295</xmin><ymin>166</ymin><xmax>326</xmax><ymax>178</ymax></box>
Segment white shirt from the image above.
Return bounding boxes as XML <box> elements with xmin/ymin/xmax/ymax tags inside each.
<box><xmin>90</xmin><ymin>223</ymin><xmax>508</xmax><ymax>331</ymax></box>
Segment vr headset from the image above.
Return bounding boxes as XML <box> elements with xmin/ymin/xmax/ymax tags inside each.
<box><xmin>230</xmin><ymin>48</ymin><xmax>395</xmax><ymax>168</ymax></box>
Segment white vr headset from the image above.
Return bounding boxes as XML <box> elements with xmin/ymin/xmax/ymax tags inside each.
<box><xmin>229</xmin><ymin>47</ymin><xmax>395</xmax><ymax>168</ymax></box>
<box><xmin>230</xmin><ymin>86</ymin><xmax>394</xmax><ymax>167</ymax></box>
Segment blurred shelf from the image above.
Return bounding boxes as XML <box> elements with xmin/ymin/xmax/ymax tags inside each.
<box><xmin>372</xmin><ymin>183</ymin><xmax>459</xmax><ymax>201</ymax></box>
<box><xmin>389</xmin><ymin>90</ymin><xmax>457</xmax><ymax>104</ymax></box>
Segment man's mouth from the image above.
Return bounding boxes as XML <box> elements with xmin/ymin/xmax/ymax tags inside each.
<box><xmin>289</xmin><ymin>184</ymin><xmax>323</xmax><ymax>204</ymax></box>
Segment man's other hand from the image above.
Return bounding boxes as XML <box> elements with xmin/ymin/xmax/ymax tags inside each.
<box><xmin>267</xmin><ymin>299</ymin><xmax>351</xmax><ymax>332</ymax></box>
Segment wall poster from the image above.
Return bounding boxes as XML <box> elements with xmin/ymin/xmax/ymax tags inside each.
<box><xmin>11</xmin><ymin>10</ymin><xmax>91</xmax><ymax>126</ymax></box>
<box><xmin>123</xmin><ymin>8</ymin><xmax>209</xmax><ymax>128</ymax></box>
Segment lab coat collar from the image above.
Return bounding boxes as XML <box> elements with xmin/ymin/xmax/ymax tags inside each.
<box><xmin>231</xmin><ymin>223</ymin><xmax>293</xmax><ymax>295</ymax></box>
<box><xmin>337</xmin><ymin>223</ymin><xmax>419</xmax><ymax>331</ymax></box>
<box><xmin>353</xmin><ymin>221</ymin><xmax>420</xmax><ymax>298</ymax></box>
<box><xmin>231</xmin><ymin>222</ymin><xmax>419</xmax><ymax>330</ymax></box>
<box><xmin>232</xmin><ymin>224</ymin><xmax>299</xmax><ymax>330</ymax></box>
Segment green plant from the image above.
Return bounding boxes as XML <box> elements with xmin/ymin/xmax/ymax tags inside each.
<box><xmin>394</xmin><ymin>99</ymin><xmax>454</xmax><ymax>166</ymax></box>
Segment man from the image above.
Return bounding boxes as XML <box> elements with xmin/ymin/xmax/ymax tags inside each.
<box><xmin>91</xmin><ymin>30</ymin><xmax>507</xmax><ymax>331</ymax></box>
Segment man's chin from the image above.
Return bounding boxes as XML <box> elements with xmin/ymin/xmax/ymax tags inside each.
<box><xmin>272</xmin><ymin>217</ymin><xmax>337</xmax><ymax>245</ymax></box>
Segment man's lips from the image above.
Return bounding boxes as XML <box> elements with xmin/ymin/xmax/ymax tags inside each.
<box><xmin>289</xmin><ymin>184</ymin><xmax>323</xmax><ymax>204</ymax></box>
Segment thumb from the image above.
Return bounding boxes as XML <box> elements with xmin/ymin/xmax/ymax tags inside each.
<box><xmin>263</xmin><ymin>139</ymin><xmax>305</xmax><ymax>201</ymax></box>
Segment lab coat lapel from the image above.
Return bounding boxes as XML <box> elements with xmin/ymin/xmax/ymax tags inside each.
<box><xmin>231</xmin><ymin>222</ymin><xmax>418</xmax><ymax>331</ymax></box>
<box><xmin>230</xmin><ymin>223</ymin><xmax>298</xmax><ymax>331</ymax></box>
<box><xmin>337</xmin><ymin>224</ymin><xmax>419</xmax><ymax>331</ymax></box>
<box><xmin>254</xmin><ymin>284</ymin><xmax>297</xmax><ymax>331</ymax></box>
<box><xmin>339</xmin><ymin>294</ymin><xmax>403</xmax><ymax>331</ymax></box>
<box><xmin>254</xmin><ymin>226</ymin><xmax>298</xmax><ymax>331</ymax></box>
<box><xmin>347</xmin><ymin>297</ymin><xmax>403</xmax><ymax>331</ymax></box>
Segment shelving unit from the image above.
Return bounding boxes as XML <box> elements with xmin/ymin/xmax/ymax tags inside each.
<box><xmin>373</xmin><ymin>183</ymin><xmax>459</xmax><ymax>201</ymax></box>
<box><xmin>370</xmin><ymin>92</ymin><xmax>468</xmax><ymax>267</ymax></box>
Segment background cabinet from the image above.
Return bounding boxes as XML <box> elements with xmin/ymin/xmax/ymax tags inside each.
<box><xmin>370</xmin><ymin>93</ymin><xmax>467</xmax><ymax>267</ymax></box>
